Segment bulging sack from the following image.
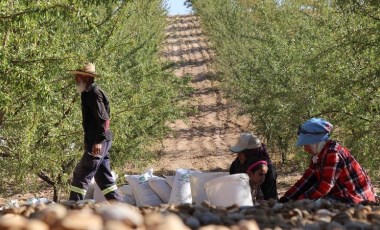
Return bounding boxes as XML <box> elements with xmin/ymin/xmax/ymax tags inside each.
<box><xmin>205</xmin><ymin>173</ymin><xmax>253</xmax><ymax>207</ymax></box>
<box><xmin>125</xmin><ymin>168</ymin><xmax>162</xmax><ymax>207</ymax></box>
<box><xmin>119</xmin><ymin>184</ymin><xmax>136</xmax><ymax>205</ymax></box>
<box><xmin>189</xmin><ymin>171</ymin><xmax>229</xmax><ymax>204</ymax></box>
<box><xmin>148</xmin><ymin>177</ymin><xmax>172</xmax><ymax>203</ymax></box>
<box><xmin>169</xmin><ymin>168</ymin><xmax>197</xmax><ymax>205</ymax></box>
<box><xmin>165</xmin><ymin>175</ymin><xmax>175</xmax><ymax>188</ymax></box>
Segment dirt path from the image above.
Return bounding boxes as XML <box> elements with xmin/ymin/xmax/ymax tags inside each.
<box><xmin>147</xmin><ymin>15</ymin><xmax>250</xmax><ymax>174</ymax></box>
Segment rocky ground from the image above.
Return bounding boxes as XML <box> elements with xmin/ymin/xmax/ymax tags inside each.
<box><xmin>1</xmin><ymin>198</ymin><xmax>380</xmax><ymax>229</ymax></box>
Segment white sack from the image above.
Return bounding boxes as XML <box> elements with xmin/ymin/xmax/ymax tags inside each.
<box><xmin>168</xmin><ymin>168</ymin><xmax>197</xmax><ymax>205</ymax></box>
<box><xmin>165</xmin><ymin>175</ymin><xmax>175</xmax><ymax>188</ymax></box>
<box><xmin>189</xmin><ymin>172</ymin><xmax>229</xmax><ymax>204</ymax></box>
<box><xmin>148</xmin><ymin>177</ymin><xmax>172</xmax><ymax>203</ymax></box>
<box><xmin>125</xmin><ymin>168</ymin><xmax>162</xmax><ymax>207</ymax></box>
<box><xmin>119</xmin><ymin>184</ymin><xmax>136</xmax><ymax>205</ymax></box>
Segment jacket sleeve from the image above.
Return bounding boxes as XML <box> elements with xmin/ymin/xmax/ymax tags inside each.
<box><xmin>229</xmin><ymin>158</ymin><xmax>240</xmax><ymax>174</ymax></box>
<box><xmin>299</xmin><ymin>152</ymin><xmax>342</xmax><ymax>200</ymax></box>
<box><xmin>89</xmin><ymin>88</ymin><xmax>110</xmax><ymax>144</ymax></box>
<box><xmin>283</xmin><ymin>161</ymin><xmax>316</xmax><ymax>200</ymax></box>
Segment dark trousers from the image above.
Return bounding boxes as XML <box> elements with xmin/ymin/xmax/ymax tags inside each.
<box><xmin>69</xmin><ymin>140</ymin><xmax>123</xmax><ymax>201</ymax></box>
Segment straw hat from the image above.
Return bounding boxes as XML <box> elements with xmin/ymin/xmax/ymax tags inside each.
<box><xmin>68</xmin><ymin>62</ymin><xmax>100</xmax><ymax>78</ymax></box>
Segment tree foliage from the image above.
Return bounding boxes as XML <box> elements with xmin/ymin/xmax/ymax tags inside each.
<box><xmin>190</xmin><ymin>0</ymin><xmax>380</xmax><ymax>176</ymax></box>
<box><xmin>0</xmin><ymin>0</ymin><xmax>190</xmax><ymax>201</ymax></box>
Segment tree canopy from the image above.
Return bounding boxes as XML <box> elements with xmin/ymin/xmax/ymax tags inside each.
<box><xmin>190</xmin><ymin>0</ymin><xmax>380</xmax><ymax>176</ymax></box>
<box><xmin>0</xmin><ymin>0</ymin><xmax>190</xmax><ymax>201</ymax></box>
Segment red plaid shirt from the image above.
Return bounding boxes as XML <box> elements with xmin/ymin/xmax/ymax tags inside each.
<box><xmin>283</xmin><ymin>140</ymin><xmax>376</xmax><ymax>203</ymax></box>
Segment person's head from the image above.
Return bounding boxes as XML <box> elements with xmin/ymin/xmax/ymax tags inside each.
<box><xmin>296</xmin><ymin>118</ymin><xmax>333</xmax><ymax>155</ymax></box>
<box><xmin>230</xmin><ymin>133</ymin><xmax>261</xmax><ymax>164</ymax></box>
<box><xmin>246</xmin><ymin>160</ymin><xmax>268</xmax><ymax>185</ymax></box>
<box><xmin>68</xmin><ymin>63</ymin><xmax>99</xmax><ymax>93</ymax></box>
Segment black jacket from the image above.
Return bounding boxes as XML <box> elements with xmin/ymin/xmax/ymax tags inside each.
<box><xmin>229</xmin><ymin>144</ymin><xmax>278</xmax><ymax>200</ymax></box>
<box><xmin>81</xmin><ymin>83</ymin><xmax>112</xmax><ymax>147</ymax></box>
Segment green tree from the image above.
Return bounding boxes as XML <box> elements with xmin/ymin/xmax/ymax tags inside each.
<box><xmin>0</xmin><ymin>0</ymin><xmax>190</xmax><ymax>201</ymax></box>
<box><xmin>191</xmin><ymin>0</ymin><xmax>380</xmax><ymax>177</ymax></box>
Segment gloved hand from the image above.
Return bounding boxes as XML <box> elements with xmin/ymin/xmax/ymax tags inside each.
<box><xmin>278</xmin><ymin>196</ymin><xmax>289</xmax><ymax>203</ymax></box>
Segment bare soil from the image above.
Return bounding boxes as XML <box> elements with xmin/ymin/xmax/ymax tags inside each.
<box><xmin>144</xmin><ymin>15</ymin><xmax>300</xmax><ymax>197</ymax></box>
<box><xmin>147</xmin><ymin>15</ymin><xmax>250</xmax><ymax>174</ymax></box>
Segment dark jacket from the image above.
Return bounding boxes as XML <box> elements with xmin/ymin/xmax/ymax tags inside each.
<box><xmin>81</xmin><ymin>83</ymin><xmax>112</xmax><ymax>148</ymax></box>
<box><xmin>229</xmin><ymin>144</ymin><xmax>278</xmax><ymax>200</ymax></box>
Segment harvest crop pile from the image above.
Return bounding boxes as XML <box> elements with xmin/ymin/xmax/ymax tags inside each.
<box><xmin>1</xmin><ymin>199</ymin><xmax>380</xmax><ymax>229</ymax></box>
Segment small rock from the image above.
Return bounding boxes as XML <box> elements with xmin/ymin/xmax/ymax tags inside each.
<box><xmin>58</xmin><ymin>209</ymin><xmax>103</xmax><ymax>230</ymax></box>
<box><xmin>326</xmin><ymin>221</ymin><xmax>346</xmax><ymax>230</ymax></box>
<box><xmin>367</xmin><ymin>212</ymin><xmax>380</xmax><ymax>224</ymax></box>
<box><xmin>344</xmin><ymin>221</ymin><xmax>371</xmax><ymax>229</ymax></box>
<box><xmin>145</xmin><ymin>213</ymin><xmax>190</xmax><ymax>230</ymax></box>
<box><xmin>0</xmin><ymin>213</ymin><xmax>28</xmax><ymax>229</ymax></box>
<box><xmin>313</xmin><ymin>214</ymin><xmax>331</xmax><ymax>223</ymax></box>
<box><xmin>24</xmin><ymin>219</ymin><xmax>49</xmax><ymax>230</ymax></box>
<box><xmin>227</xmin><ymin>213</ymin><xmax>245</xmax><ymax>222</ymax></box>
<box><xmin>315</xmin><ymin>209</ymin><xmax>334</xmax><ymax>216</ymax></box>
<box><xmin>238</xmin><ymin>220</ymin><xmax>260</xmax><ymax>230</ymax></box>
<box><xmin>353</xmin><ymin>208</ymin><xmax>367</xmax><ymax>220</ymax></box>
<box><xmin>32</xmin><ymin>203</ymin><xmax>67</xmax><ymax>226</ymax></box>
<box><xmin>96</xmin><ymin>202</ymin><xmax>143</xmax><ymax>227</ymax></box>
<box><xmin>185</xmin><ymin>216</ymin><xmax>201</xmax><ymax>229</ymax></box>
<box><xmin>198</xmin><ymin>225</ymin><xmax>230</xmax><ymax>230</ymax></box>
<box><xmin>104</xmin><ymin>220</ymin><xmax>133</xmax><ymax>230</ymax></box>
<box><xmin>331</xmin><ymin>211</ymin><xmax>352</xmax><ymax>224</ymax></box>
<box><xmin>199</xmin><ymin>212</ymin><xmax>222</xmax><ymax>225</ymax></box>
<box><xmin>303</xmin><ymin>223</ymin><xmax>321</xmax><ymax>230</ymax></box>
<box><xmin>272</xmin><ymin>203</ymin><xmax>283</xmax><ymax>212</ymax></box>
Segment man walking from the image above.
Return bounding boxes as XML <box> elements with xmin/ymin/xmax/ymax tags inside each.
<box><xmin>68</xmin><ymin>62</ymin><xmax>122</xmax><ymax>201</ymax></box>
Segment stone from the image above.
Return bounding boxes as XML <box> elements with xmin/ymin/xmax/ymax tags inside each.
<box><xmin>315</xmin><ymin>209</ymin><xmax>334</xmax><ymax>216</ymax></box>
<box><xmin>145</xmin><ymin>213</ymin><xmax>191</xmax><ymax>230</ymax></box>
<box><xmin>185</xmin><ymin>216</ymin><xmax>201</xmax><ymax>229</ymax></box>
<box><xmin>238</xmin><ymin>220</ymin><xmax>260</xmax><ymax>230</ymax></box>
<box><xmin>58</xmin><ymin>209</ymin><xmax>103</xmax><ymax>230</ymax></box>
<box><xmin>199</xmin><ymin>212</ymin><xmax>222</xmax><ymax>225</ymax></box>
<box><xmin>198</xmin><ymin>225</ymin><xmax>230</xmax><ymax>230</ymax></box>
<box><xmin>331</xmin><ymin>211</ymin><xmax>353</xmax><ymax>225</ymax></box>
<box><xmin>303</xmin><ymin>223</ymin><xmax>321</xmax><ymax>230</ymax></box>
<box><xmin>24</xmin><ymin>219</ymin><xmax>49</xmax><ymax>230</ymax></box>
<box><xmin>0</xmin><ymin>213</ymin><xmax>28</xmax><ymax>229</ymax></box>
<box><xmin>96</xmin><ymin>202</ymin><xmax>143</xmax><ymax>227</ymax></box>
<box><xmin>326</xmin><ymin>221</ymin><xmax>346</xmax><ymax>230</ymax></box>
<box><xmin>344</xmin><ymin>221</ymin><xmax>371</xmax><ymax>229</ymax></box>
<box><xmin>104</xmin><ymin>220</ymin><xmax>134</xmax><ymax>230</ymax></box>
<box><xmin>33</xmin><ymin>203</ymin><xmax>67</xmax><ymax>226</ymax></box>
<box><xmin>227</xmin><ymin>212</ymin><xmax>245</xmax><ymax>222</ymax></box>
<box><xmin>368</xmin><ymin>212</ymin><xmax>380</xmax><ymax>224</ymax></box>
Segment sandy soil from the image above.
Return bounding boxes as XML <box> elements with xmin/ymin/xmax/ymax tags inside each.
<box><xmin>144</xmin><ymin>15</ymin><xmax>300</xmax><ymax>197</ymax></box>
<box><xmin>146</xmin><ymin>15</ymin><xmax>250</xmax><ymax>174</ymax></box>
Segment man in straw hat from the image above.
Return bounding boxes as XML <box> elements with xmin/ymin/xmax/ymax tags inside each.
<box><xmin>67</xmin><ymin>62</ymin><xmax>122</xmax><ymax>201</ymax></box>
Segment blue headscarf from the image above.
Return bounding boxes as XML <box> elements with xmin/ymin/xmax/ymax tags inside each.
<box><xmin>296</xmin><ymin>118</ymin><xmax>333</xmax><ymax>146</ymax></box>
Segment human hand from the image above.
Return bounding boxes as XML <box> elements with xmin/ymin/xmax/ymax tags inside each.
<box><xmin>92</xmin><ymin>143</ymin><xmax>102</xmax><ymax>156</ymax></box>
